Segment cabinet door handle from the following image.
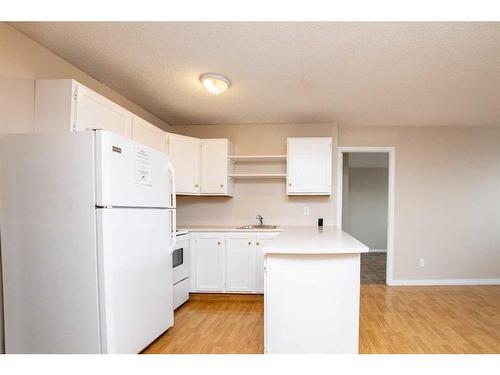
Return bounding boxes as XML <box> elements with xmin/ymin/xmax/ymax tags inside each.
<box><xmin>195</xmin><ymin>184</ymin><xmax>199</xmax><ymax>188</ymax></box>
<box><xmin>217</xmin><ymin>241</ymin><xmax>221</xmax><ymax>245</ymax></box>
<box><xmin>288</xmin><ymin>183</ymin><xmax>292</xmax><ymax>187</ymax></box>
<box><xmin>256</xmin><ymin>242</ymin><xmax>260</xmax><ymax>246</ymax></box>
<box><xmin>248</xmin><ymin>242</ymin><xmax>251</xmax><ymax>245</ymax></box>
<box><xmin>220</xmin><ymin>184</ymin><xmax>224</xmax><ymax>188</ymax></box>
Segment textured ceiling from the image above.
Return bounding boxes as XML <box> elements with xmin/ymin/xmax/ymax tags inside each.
<box><xmin>9</xmin><ymin>22</ymin><xmax>500</xmax><ymax>126</ymax></box>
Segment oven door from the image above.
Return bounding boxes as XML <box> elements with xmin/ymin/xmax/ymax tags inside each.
<box><xmin>172</xmin><ymin>236</ymin><xmax>189</xmax><ymax>284</ymax></box>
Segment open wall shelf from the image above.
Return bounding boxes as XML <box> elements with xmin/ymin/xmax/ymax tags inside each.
<box><xmin>228</xmin><ymin>173</ymin><xmax>287</xmax><ymax>179</ymax></box>
<box><xmin>228</xmin><ymin>155</ymin><xmax>287</xmax><ymax>163</ymax></box>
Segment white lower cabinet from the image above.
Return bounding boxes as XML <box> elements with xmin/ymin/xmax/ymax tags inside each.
<box><xmin>193</xmin><ymin>233</ymin><xmax>225</xmax><ymax>292</ymax></box>
<box><xmin>190</xmin><ymin>231</ymin><xmax>279</xmax><ymax>294</ymax></box>
<box><xmin>254</xmin><ymin>233</ymin><xmax>277</xmax><ymax>293</ymax></box>
<box><xmin>225</xmin><ymin>234</ymin><xmax>255</xmax><ymax>292</ymax></box>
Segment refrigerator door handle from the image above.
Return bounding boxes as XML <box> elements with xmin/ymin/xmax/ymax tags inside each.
<box><xmin>167</xmin><ymin>160</ymin><xmax>176</xmax><ymax>208</ymax></box>
<box><xmin>170</xmin><ymin>209</ymin><xmax>176</xmax><ymax>253</ymax></box>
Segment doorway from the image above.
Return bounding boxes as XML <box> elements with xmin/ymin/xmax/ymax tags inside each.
<box><xmin>336</xmin><ymin>147</ymin><xmax>395</xmax><ymax>285</ymax></box>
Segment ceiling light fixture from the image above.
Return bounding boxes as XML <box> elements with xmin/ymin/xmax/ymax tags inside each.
<box><xmin>199</xmin><ymin>73</ymin><xmax>231</xmax><ymax>95</ymax></box>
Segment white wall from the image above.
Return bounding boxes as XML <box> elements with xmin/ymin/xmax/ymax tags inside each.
<box><xmin>344</xmin><ymin>167</ymin><xmax>388</xmax><ymax>250</ymax></box>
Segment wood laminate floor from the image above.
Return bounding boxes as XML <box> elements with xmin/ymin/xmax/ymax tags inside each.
<box><xmin>361</xmin><ymin>253</ymin><xmax>387</xmax><ymax>284</ymax></box>
<box><xmin>142</xmin><ymin>285</ymin><xmax>500</xmax><ymax>354</ymax></box>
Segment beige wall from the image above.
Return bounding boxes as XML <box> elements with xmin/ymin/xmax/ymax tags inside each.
<box><xmin>170</xmin><ymin>123</ymin><xmax>338</xmax><ymax>226</ymax></box>
<box><xmin>339</xmin><ymin>126</ymin><xmax>500</xmax><ymax>281</ymax></box>
<box><xmin>344</xmin><ymin>167</ymin><xmax>388</xmax><ymax>250</ymax></box>
<box><xmin>0</xmin><ymin>22</ymin><xmax>170</xmax><ymax>131</ymax></box>
<box><xmin>0</xmin><ymin>77</ymin><xmax>34</xmax><ymax>133</ymax></box>
<box><xmin>174</xmin><ymin>124</ymin><xmax>500</xmax><ymax>282</ymax></box>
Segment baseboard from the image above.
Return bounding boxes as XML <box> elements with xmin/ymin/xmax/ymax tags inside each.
<box><xmin>368</xmin><ymin>249</ymin><xmax>387</xmax><ymax>253</ymax></box>
<box><xmin>389</xmin><ymin>278</ymin><xmax>500</xmax><ymax>286</ymax></box>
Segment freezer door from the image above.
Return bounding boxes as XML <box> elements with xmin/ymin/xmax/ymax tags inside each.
<box><xmin>95</xmin><ymin>130</ymin><xmax>175</xmax><ymax>208</ymax></box>
<box><xmin>97</xmin><ymin>208</ymin><xmax>174</xmax><ymax>354</ymax></box>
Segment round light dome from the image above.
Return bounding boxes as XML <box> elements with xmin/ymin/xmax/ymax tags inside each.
<box><xmin>199</xmin><ymin>73</ymin><xmax>231</xmax><ymax>95</ymax></box>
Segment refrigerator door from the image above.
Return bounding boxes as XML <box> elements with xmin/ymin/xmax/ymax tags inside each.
<box><xmin>97</xmin><ymin>208</ymin><xmax>174</xmax><ymax>354</ymax></box>
<box><xmin>95</xmin><ymin>130</ymin><xmax>175</xmax><ymax>208</ymax></box>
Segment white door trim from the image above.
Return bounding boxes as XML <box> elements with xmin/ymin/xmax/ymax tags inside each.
<box><xmin>336</xmin><ymin>146</ymin><xmax>396</xmax><ymax>285</ymax></box>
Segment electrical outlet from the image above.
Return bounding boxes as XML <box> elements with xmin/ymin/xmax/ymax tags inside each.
<box><xmin>419</xmin><ymin>258</ymin><xmax>425</xmax><ymax>268</ymax></box>
<box><xmin>303</xmin><ymin>206</ymin><xmax>310</xmax><ymax>215</ymax></box>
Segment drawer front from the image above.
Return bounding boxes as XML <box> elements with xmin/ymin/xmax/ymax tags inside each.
<box><xmin>173</xmin><ymin>278</ymin><xmax>190</xmax><ymax>310</ymax></box>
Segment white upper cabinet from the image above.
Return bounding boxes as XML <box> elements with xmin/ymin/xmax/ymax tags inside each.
<box><xmin>34</xmin><ymin>79</ymin><xmax>133</xmax><ymax>138</ymax></box>
<box><xmin>74</xmin><ymin>84</ymin><xmax>132</xmax><ymax>138</ymax></box>
<box><xmin>225</xmin><ymin>234</ymin><xmax>255</xmax><ymax>292</ymax></box>
<box><xmin>287</xmin><ymin>137</ymin><xmax>332</xmax><ymax>195</ymax></box>
<box><xmin>168</xmin><ymin>133</ymin><xmax>201</xmax><ymax>195</ymax></box>
<box><xmin>167</xmin><ymin>135</ymin><xmax>234</xmax><ymax>196</ymax></box>
<box><xmin>200</xmin><ymin>139</ymin><xmax>234</xmax><ymax>196</ymax></box>
<box><xmin>131</xmin><ymin>115</ymin><xmax>166</xmax><ymax>153</ymax></box>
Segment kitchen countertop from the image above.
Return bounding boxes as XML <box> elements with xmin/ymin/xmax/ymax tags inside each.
<box><xmin>177</xmin><ymin>224</ymin><xmax>283</xmax><ymax>232</ymax></box>
<box><xmin>178</xmin><ymin>224</ymin><xmax>368</xmax><ymax>255</ymax></box>
<box><xmin>262</xmin><ymin>226</ymin><xmax>369</xmax><ymax>255</ymax></box>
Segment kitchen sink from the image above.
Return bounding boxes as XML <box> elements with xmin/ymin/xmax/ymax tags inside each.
<box><xmin>237</xmin><ymin>224</ymin><xmax>279</xmax><ymax>229</ymax></box>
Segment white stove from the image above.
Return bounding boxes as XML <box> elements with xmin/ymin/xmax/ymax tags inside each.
<box><xmin>172</xmin><ymin>230</ymin><xmax>190</xmax><ymax>309</ymax></box>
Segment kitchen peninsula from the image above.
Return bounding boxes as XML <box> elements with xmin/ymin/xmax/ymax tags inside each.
<box><xmin>263</xmin><ymin>226</ymin><xmax>368</xmax><ymax>354</ymax></box>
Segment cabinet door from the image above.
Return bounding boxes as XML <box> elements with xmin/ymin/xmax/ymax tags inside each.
<box><xmin>225</xmin><ymin>234</ymin><xmax>254</xmax><ymax>292</ymax></box>
<box><xmin>200</xmin><ymin>139</ymin><xmax>228</xmax><ymax>195</ymax></box>
<box><xmin>168</xmin><ymin>134</ymin><xmax>201</xmax><ymax>194</ymax></box>
<box><xmin>287</xmin><ymin>137</ymin><xmax>332</xmax><ymax>195</ymax></box>
<box><xmin>255</xmin><ymin>233</ymin><xmax>280</xmax><ymax>293</ymax></box>
<box><xmin>131</xmin><ymin>116</ymin><xmax>166</xmax><ymax>152</ymax></box>
<box><xmin>75</xmin><ymin>85</ymin><xmax>133</xmax><ymax>138</ymax></box>
<box><xmin>193</xmin><ymin>234</ymin><xmax>224</xmax><ymax>292</ymax></box>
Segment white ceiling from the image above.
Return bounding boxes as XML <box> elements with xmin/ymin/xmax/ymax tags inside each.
<box><xmin>10</xmin><ymin>22</ymin><xmax>500</xmax><ymax>127</ymax></box>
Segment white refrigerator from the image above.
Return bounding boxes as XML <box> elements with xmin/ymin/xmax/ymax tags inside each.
<box><xmin>0</xmin><ymin>130</ymin><xmax>176</xmax><ymax>353</ymax></box>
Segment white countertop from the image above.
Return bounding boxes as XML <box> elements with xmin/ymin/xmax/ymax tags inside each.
<box><xmin>178</xmin><ymin>224</ymin><xmax>368</xmax><ymax>255</ymax></box>
<box><xmin>177</xmin><ymin>224</ymin><xmax>283</xmax><ymax>232</ymax></box>
<box><xmin>262</xmin><ymin>226</ymin><xmax>369</xmax><ymax>255</ymax></box>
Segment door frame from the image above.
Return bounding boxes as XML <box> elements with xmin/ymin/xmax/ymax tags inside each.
<box><xmin>335</xmin><ymin>147</ymin><xmax>396</xmax><ymax>285</ymax></box>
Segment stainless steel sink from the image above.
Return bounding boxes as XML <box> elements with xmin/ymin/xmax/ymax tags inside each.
<box><xmin>237</xmin><ymin>224</ymin><xmax>278</xmax><ymax>229</ymax></box>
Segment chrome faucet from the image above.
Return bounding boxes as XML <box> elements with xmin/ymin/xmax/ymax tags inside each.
<box><xmin>256</xmin><ymin>215</ymin><xmax>264</xmax><ymax>225</ymax></box>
